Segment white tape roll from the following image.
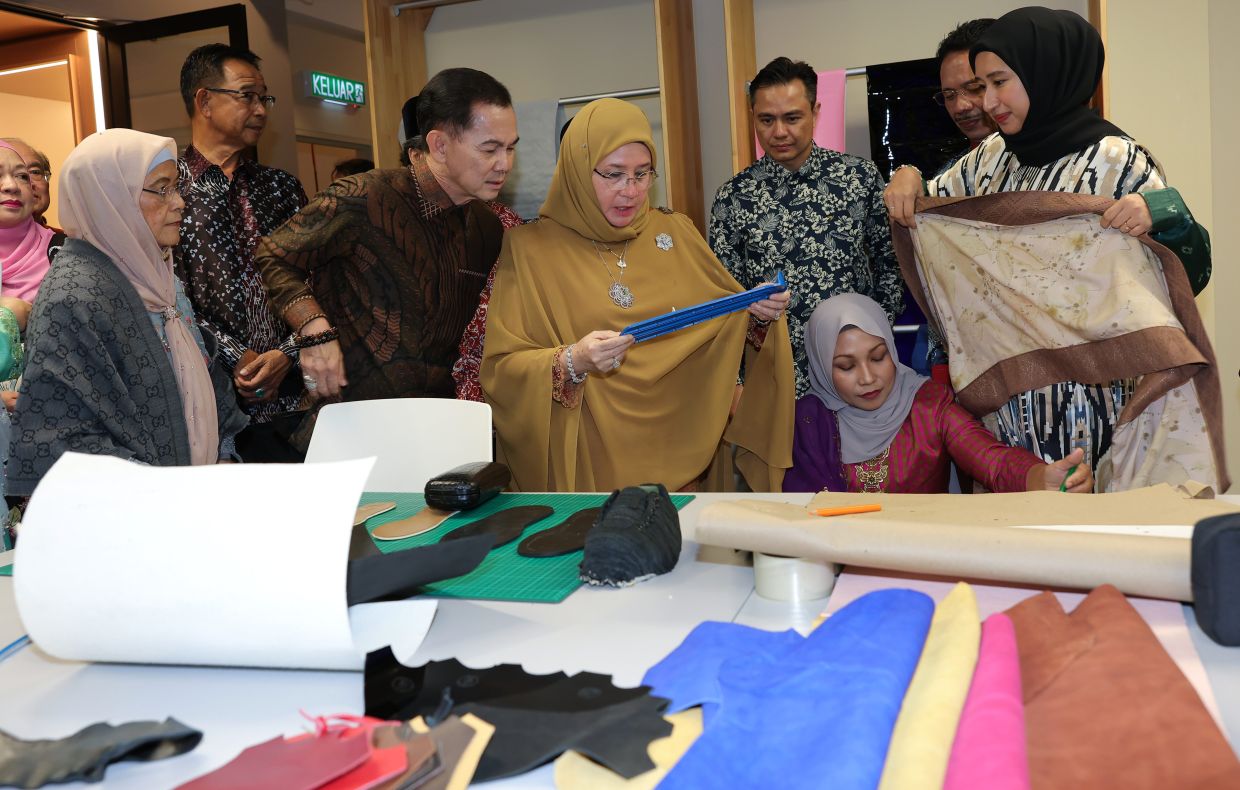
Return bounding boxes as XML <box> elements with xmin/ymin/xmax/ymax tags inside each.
<box><xmin>753</xmin><ymin>552</ymin><xmax>839</xmax><ymax>602</ymax></box>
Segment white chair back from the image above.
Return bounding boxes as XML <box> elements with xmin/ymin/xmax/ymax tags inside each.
<box><xmin>304</xmin><ymin>398</ymin><xmax>492</xmax><ymax>492</ymax></box>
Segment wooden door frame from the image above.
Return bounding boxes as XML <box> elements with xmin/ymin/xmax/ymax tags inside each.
<box><xmin>99</xmin><ymin>4</ymin><xmax>248</xmax><ymax>130</ymax></box>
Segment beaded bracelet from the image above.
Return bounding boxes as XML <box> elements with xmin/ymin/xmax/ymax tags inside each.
<box><xmin>295</xmin><ymin>326</ymin><xmax>340</xmax><ymax>349</ymax></box>
<box><xmin>564</xmin><ymin>343</ymin><xmax>588</xmax><ymax>384</ymax></box>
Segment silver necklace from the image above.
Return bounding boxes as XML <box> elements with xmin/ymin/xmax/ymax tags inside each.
<box><xmin>592</xmin><ymin>240</ymin><xmax>634</xmax><ymax>308</ymax></box>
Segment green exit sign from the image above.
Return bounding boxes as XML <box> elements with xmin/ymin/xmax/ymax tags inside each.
<box><xmin>307</xmin><ymin>71</ymin><xmax>366</xmax><ymax>105</ymax></box>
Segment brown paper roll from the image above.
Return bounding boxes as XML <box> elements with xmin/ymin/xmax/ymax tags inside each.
<box><xmin>694</xmin><ymin>486</ymin><xmax>1240</xmax><ymax>602</ymax></box>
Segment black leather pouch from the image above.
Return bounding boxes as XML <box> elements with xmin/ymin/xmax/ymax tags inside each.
<box><xmin>1191</xmin><ymin>513</ymin><xmax>1240</xmax><ymax>646</ymax></box>
<box><xmin>424</xmin><ymin>461</ymin><xmax>510</xmax><ymax>511</ymax></box>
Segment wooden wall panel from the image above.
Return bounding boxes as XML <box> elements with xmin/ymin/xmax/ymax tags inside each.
<box><xmin>363</xmin><ymin>0</ymin><xmax>433</xmax><ymax>168</ymax></box>
<box><xmin>654</xmin><ymin>0</ymin><xmax>705</xmax><ymax>232</ymax></box>
<box><xmin>723</xmin><ymin>0</ymin><xmax>756</xmax><ymax>174</ymax></box>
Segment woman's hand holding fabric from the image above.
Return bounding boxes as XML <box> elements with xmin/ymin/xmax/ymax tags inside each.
<box><xmin>1100</xmin><ymin>194</ymin><xmax>1153</xmax><ymax>236</ymax></box>
<box><xmin>1027</xmin><ymin>447</ymin><xmax>1094</xmax><ymax>493</ymax></box>
<box><xmin>573</xmin><ymin>330</ymin><xmax>635</xmax><ymax>374</ymax></box>
<box><xmin>748</xmin><ymin>286</ymin><xmax>790</xmax><ymax>322</ymax></box>
<box><xmin>884</xmin><ymin>167</ymin><xmax>924</xmax><ymax>228</ymax></box>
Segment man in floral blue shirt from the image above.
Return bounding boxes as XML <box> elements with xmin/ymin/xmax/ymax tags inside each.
<box><xmin>709</xmin><ymin>57</ymin><xmax>903</xmax><ymax>397</ymax></box>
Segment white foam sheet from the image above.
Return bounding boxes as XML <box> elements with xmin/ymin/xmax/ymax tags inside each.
<box><xmin>12</xmin><ymin>452</ymin><xmax>416</xmax><ymax>671</ymax></box>
<box><xmin>350</xmin><ymin>600</ymin><xmax>438</xmax><ymax>665</ymax></box>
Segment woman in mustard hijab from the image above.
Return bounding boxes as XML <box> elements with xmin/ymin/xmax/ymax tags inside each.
<box><xmin>481</xmin><ymin>99</ymin><xmax>795</xmax><ymax>492</ymax></box>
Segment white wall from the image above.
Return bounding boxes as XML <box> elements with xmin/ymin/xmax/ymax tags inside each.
<box><xmin>692</xmin><ymin>0</ymin><xmax>732</xmax><ymax>217</ymax></box>
<box><xmin>28</xmin><ymin>0</ymin><xmax>300</xmax><ymax>174</ymax></box>
<box><xmin>1107</xmin><ymin>0</ymin><xmax>1231</xmax><ymax>483</ymax></box>
<box><xmin>286</xmin><ymin>14</ymin><xmax>372</xmax><ymax>149</ymax></box>
<box><xmin>751</xmin><ymin>0</ymin><xmax>1088</xmax><ymax>159</ymax></box>
<box><xmin>424</xmin><ymin>0</ymin><xmax>668</xmax><ymax>213</ymax></box>
<box><xmin>1207</xmin><ymin>0</ymin><xmax>1240</xmax><ymax>490</ymax></box>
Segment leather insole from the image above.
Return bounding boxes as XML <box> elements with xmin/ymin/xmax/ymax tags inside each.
<box><xmin>439</xmin><ymin>506</ymin><xmax>553</xmax><ymax>549</ymax></box>
<box><xmin>372</xmin><ymin>507</ymin><xmax>456</xmax><ymax>541</ymax></box>
<box><xmin>355</xmin><ymin>501</ymin><xmax>397</xmax><ymax>527</ymax></box>
<box><xmin>517</xmin><ymin>508</ymin><xmax>600</xmax><ymax>558</ymax></box>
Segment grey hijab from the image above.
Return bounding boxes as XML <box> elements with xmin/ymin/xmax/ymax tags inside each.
<box><xmin>805</xmin><ymin>293</ymin><xmax>928</xmax><ymax>464</ymax></box>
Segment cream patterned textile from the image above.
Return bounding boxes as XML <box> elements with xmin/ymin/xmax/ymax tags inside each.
<box><xmin>892</xmin><ymin>193</ymin><xmax>1227</xmax><ymax>493</ymax></box>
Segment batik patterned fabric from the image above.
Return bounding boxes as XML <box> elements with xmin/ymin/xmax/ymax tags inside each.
<box><xmin>709</xmin><ymin>144</ymin><xmax>904</xmax><ymax>397</ymax></box>
<box><xmin>922</xmin><ymin>134</ymin><xmax>1212</xmax><ymax>474</ymax></box>
<box><xmin>453</xmin><ymin>201</ymin><xmax>523</xmax><ymax>402</ymax></box>
<box><xmin>174</xmin><ymin>146</ymin><xmax>307</xmax><ymax>423</ymax></box>
<box><xmin>255</xmin><ymin>154</ymin><xmax>503</xmax><ymax>403</ymax></box>
<box><xmin>891</xmin><ymin>192</ymin><xmax>1228</xmax><ymax>492</ymax></box>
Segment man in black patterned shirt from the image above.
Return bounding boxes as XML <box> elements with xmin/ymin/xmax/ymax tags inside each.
<box><xmin>174</xmin><ymin>44</ymin><xmax>308</xmax><ymax>461</ymax></box>
<box><xmin>709</xmin><ymin>57</ymin><xmax>903</xmax><ymax>397</ymax></box>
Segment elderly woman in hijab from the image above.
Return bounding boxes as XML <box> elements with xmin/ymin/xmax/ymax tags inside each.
<box><xmin>882</xmin><ymin>5</ymin><xmax>1211</xmax><ymax>477</ymax></box>
<box><xmin>7</xmin><ymin>129</ymin><xmax>246</xmax><ymax>495</ymax></box>
<box><xmin>481</xmin><ymin>99</ymin><xmax>795</xmax><ymax>492</ymax></box>
<box><xmin>784</xmin><ymin>294</ymin><xmax>1093</xmax><ymax>494</ymax></box>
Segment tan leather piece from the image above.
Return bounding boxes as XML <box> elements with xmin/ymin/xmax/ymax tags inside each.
<box><xmin>353</xmin><ymin>502</ymin><xmax>397</xmax><ymax>527</ymax></box>
<box><xmin>408</xmin><ymin>714</ymin><xmax>495</xmax><ymax>790</ymax></box>
<box><xmin>372</xmin><ymin>725</ymin><xmax>439</xmax><ymax>790</ymax></box>
<box><xmin>371</xmin><ymin>507</ymin><xmax>455</xmax><ymax>541</ymax></box>
<box><xmin>553</xmin><ymin>708</ymin><xmax>703</xmax><ymax>790</ymax></box>
<box><xmin>1006</xmin><ymin>586</ymin><xmax>1240</xmax><ymax>790</ymax></box>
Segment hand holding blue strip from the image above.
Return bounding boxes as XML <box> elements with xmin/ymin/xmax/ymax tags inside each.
<box><xmin>622</xmin><ymin>272</ymin><xmax>787</xmax><ymax>343</ymax></box>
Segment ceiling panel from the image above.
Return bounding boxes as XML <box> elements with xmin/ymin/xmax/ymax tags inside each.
<box><xmin>0</xmin><ymin>9</ymin><xmax>74</xmax><ymax>44</ymax></box>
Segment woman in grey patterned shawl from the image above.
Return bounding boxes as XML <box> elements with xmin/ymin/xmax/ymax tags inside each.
<box><xmin>7</xmin><ymin>129</ymin><xmax>246</xmax><ymax>496</ymax></box>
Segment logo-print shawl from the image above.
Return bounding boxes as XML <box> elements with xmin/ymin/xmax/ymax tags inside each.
<box><xmin>892</xmin><ymin>192</ymin><xmax>1227</xmax><ymax>493</ymax></box>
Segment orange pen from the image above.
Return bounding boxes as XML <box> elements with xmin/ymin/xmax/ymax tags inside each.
<box><xmin>812</xmin><ymin>503</ymin><xmax>882</xmax><ymax>517</ymax></box>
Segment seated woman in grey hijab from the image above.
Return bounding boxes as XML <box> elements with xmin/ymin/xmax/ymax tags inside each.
<box><xmin>7</xmin><ymin>128</ymin><xmax>246</xmax><ymax>495</ymax></box>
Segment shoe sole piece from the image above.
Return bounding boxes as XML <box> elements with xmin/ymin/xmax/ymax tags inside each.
<box><xmin>517</xmin><ymin>507</ymin><xmax>602</xmax><ymax>558</ymax></box>
<box><xmin>440</xmin><ymin>505</ymin><xmax>555</xmax><ymax>549</ymax></box>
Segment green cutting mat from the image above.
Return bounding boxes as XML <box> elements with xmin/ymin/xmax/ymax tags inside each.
<box><xmin>358</xmin><ymin>492</ymin><xmax>694</xmax><ymax>603</ymax></box>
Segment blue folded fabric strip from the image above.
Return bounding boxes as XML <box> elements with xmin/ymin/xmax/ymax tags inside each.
<box><xmin>645</xmin><ymin>588</ymin><xmax>934</xmax><ymax>790</ymax></box>
<box><xmin>621</xmin><ymin>272</ymin><xmax>787</xmax><ymax>343</ymax></box>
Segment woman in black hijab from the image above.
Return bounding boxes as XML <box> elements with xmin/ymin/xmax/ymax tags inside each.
<box><xmin>882</xmin><ymin>6</ymin><xmax>1214</xmax><ymax>483</ymax></box>
<box><xmin>888</xmin><ymin>7</ymin><xmax>1209</xmax><ymax>292</ymax></box>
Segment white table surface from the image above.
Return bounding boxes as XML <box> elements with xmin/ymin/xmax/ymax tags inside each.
<box><xmin>1</xmin><ymin>492</ymin><xmax>1237</xmax><ymax>788</ymax></box>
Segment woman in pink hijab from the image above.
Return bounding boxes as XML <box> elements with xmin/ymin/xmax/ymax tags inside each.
<box><xmin>7</xmin><ymin>129</ymin><xmax>246</xmax><ymax>495</ymax></box>
<box><xmin>0</xmin><ymin>140</ymin><xmax>55</xmax><ymax>309</ymax></box>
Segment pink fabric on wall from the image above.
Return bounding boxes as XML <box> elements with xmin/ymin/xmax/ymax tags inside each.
<box><xmin>943</xmin><ymin>613</ymin><xmax>1030</xmax><ymax>790</ymax></box>
<box><xmin>755</xmin><ymin>69</ymin><xmax>847</xmax><ymax>156</ymax></box>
